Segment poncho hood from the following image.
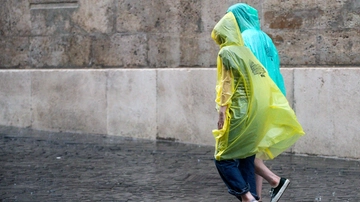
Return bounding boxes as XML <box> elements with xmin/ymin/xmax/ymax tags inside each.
<box><xmin>211</xmin><ymin>12</ymin><xmax>244</xmax><ymax>48</ymax></box>
<box><xmin>227</xmin><ymin>3</ymin><xmax>261</xmax><ymax>32</ymax></box>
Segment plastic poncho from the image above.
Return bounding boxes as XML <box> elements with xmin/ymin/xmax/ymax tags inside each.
<box><xmin>211</xmin><ymin>12</ymin><xmax>304</xmax><ymax>161</ymax></box>
<box><xmin>228</xmin><ymin>3</ymin><xmax>286</xmax><ymax>96</ymax></box>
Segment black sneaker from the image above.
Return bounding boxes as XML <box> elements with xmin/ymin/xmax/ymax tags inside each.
<box><xmin>270</xmin><ymin>178</ymin><xmax>290</xmax><ymax>202</ymax></box>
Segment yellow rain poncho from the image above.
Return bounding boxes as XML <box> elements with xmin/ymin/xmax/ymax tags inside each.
<box><xmin>211</xmin><ymin>12</ymin><xmax>304</xmax><ymax>161</ymax></box>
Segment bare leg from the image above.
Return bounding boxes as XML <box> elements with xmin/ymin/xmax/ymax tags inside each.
<box><xmin>254</xmin><ymin>158</ymin><xmax>280</xmax><ymax>188</ymax></box>
<box><xmin>255</xmin><ymin>174</ymin><xmax>263</xmax><ymax>200</ymax></box>
<box><xmin>240</xmin><ymin>191</ymin><xmax>258</xmax><ymax>202</ymax></box>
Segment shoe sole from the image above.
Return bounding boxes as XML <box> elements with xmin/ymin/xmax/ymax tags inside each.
<box><xmin>271</xmin><ymin>179</ymin><xmax>290</xmax><ymax>202</ymax></box>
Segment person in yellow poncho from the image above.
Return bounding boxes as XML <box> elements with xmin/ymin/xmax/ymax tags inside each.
<box><xmin>211</xmin><ymin>12</ymin><xmax>304</xmax><ymax>202</ymax></box>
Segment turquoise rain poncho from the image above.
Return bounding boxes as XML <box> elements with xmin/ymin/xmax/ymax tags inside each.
<box><xmin>211</xmin><ymin>12</ymin><xmax>304</xmax><ymax>161</ymax></box>
<box><xmin>228</xmin><ymin>3</ymin><xmax>286</xmax><ymax>95</ymax></box>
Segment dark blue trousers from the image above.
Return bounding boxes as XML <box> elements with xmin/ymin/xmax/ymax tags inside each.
<box><xmin>215</xmin><ymin>155</ymin><xmax>259</xmax><ymax>200</ymax></box>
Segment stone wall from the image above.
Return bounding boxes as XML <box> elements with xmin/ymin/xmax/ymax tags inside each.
<box><xmin>1</xmin><ymin>0</ymin><xmax>360</xmax><ymax>159</ymax></box>
<box><xmin>1</xmin><ymin>0</ymin><xmax>360</xmax><ymax>68</ymax></box>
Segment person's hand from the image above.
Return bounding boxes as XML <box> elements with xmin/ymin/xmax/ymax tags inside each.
<box><xmin>217</xmin><ymin>112</ymin><xmax>225</xmax><ymax>129</ymax></box>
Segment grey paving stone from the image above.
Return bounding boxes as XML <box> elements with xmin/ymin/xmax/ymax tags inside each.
<box><xmin>1</xmin><ymin>126</ymin><xmax>359</xmax><ymax>202</ymax></box>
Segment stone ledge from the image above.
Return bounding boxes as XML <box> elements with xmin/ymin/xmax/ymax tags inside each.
<box><xmin>0</xmin><ymin>68</ymin><xmax>360</xmax><ymax>159</ymax></box>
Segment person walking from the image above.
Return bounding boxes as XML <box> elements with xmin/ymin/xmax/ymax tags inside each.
<box><xmin>227</xmin><ymin>4</ymin><xmax>301</xmax><ymax>202</ymax></box>
<box><xmin>211</xmin><ymin>11</ymin><xmax>304</xmax><ymax>202</ymax></box>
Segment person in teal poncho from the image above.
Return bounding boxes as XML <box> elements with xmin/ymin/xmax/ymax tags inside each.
<box><xmin>227</xmin><ymin>3</ymin><xmax>293</xmax><ymax>202</ymax></box>
<box><xmin>228</xmin><ymin>3</ymin><xmax>286</xmax><ymax>95</ymax></box>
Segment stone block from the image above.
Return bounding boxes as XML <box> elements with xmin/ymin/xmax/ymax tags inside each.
<box><xmin>30</xmin><ymin>36</ymin><xmax>67</xmax><ymax>67</ymax></box>
<box><xmin>107</xmin><ymin>69</ymin><xmax>157</xmax><ymax>140</ymax></box>
<box><xmin>201</xmin><ymin>0</ymin><xmax>262</xmax><ymax>33</ymax></box>
<box><xmin>200</xmin><ymin>0</ymin><xmax>232</xmax><ymax>33</ymax></box>
<box><xmin>263</xmin><ymin>0</ymin><xmax>317</xmax><ymax>10</ymax></box>
<box><xmin>330</xmin><ymin>68</ymin><xmax>360</xmax><ymax>158</ymax></box>
<box><xmin>293</xmin><ymin>68</ymin><xmax>360</xmax><ymax>158</ymax></box>
<box><xmin>92</xmin><ymin>33</ymin><xmax>147</xmax><ymax>67</ymax></box>
<box><xmin>31</xmin><ymin>70</ymin><xmax>107</xmax><ymax>134</ymax></box>
<box><xmin>317</xmin><ymin>0</ymin><xmax>360</xmax><ymax>29</ymax></box>
<box><xmin>263</xmin><ymin>0</ymin><xmax>319</xmax><ymax>30</ymax></box>
<box><xmin>67</xmin><ymin>35</ymin><xmax>91</xmax><ymax>66</ymax></box>
<box><xmin>280</xmin><ymin>68</ymin><xmax>294</xmax><ymax>108</ymax></box>
<box><xmin>0</xmin><ymin>0</ymin><xmax>31</xmax><ymax>36</ymax></box>
<box><xmin>178</xmin><ymin>0</ymin><xmax>203</xmax><ymax>34</ymax></box>
<box><xmin>343</xmin><ymin>3</ymin><xmax>360</xmax><ymax>29</ymax></box>
<box><xmin>280</xmin><ymin>68</ymin><xmax>296</xmax><ymax>153</ymax></box>
<box><xmin>198</xmin><ymin>32</ymin><xmax>220</xmax><ymax>68</ymax></box>
<box><xmin>157</xmin><ymin>68</ymin><xmax>217</xmax><ymax>145</ymax></box>
<box><xmin>269</xmin><ymin>30</ymin><xmax>317</xmax><ymax>65</ymax></box>
<box><xmin>29</xmin><ymin>35</ymin><xmax>91</xmax><ymax>67</ymax></box>
<box><xmin>317</xmin><ymin>29</ymin><xmax>360</xmax><ymax>65</ymax></box>
<box><xmin>71</xmin><ymin>0</ymin><xmax>115</xmax><ymax>34</ymax></box>
<box><xmin>0</xmin><ymin>37</ymin><xmax>30</xmax><ymax>68</ymax></box>
<box><xmin>180</xmin><ymin>33</ymin><xmax>219</xmax><ymax>67</ymax></box>
<box><xmin>148</xmin><ymin>33</ymin><xmax>180</xmax><ymax>68</ymax></box>
<box><xmin>29</xmin><ymin>1</ymin><xmax>78</xmax><ymax>35</ymax></box>
<box><xmin>0</xmin><ymin>71</ymin><xmax>31</xmax><ymax>127</ymax></box>
<box><xmin>293</xmin><ymin>68</ymin><xmax>333</xmax><ymax>156</ymax></box>
<box><xmin>116</xmin><ymin>0</ymin><xmax>180</xmax><ymax>33</ymax></box>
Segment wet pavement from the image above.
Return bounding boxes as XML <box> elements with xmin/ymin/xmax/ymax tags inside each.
<box><xmin>1</xmin><ymin>126</ymin><xmax>360</xmax><ymax>202</ymax></box>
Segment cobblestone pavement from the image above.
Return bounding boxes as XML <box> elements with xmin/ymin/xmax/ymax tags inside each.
<box><xmin>1</xmin><ymin>126</ymin><xmax>360</xmax><ymax>202</ymax></box>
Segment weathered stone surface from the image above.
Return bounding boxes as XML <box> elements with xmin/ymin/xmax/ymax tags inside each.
<box><xmin>180</xmin><ymin>33</ymin><xmax>218</xmax><ymax>67</ymax></box>
<box><xmin>317</xmin><ymin>0</ymin><xmax>360</xmax><ymax>29</ymax></box>
<box><xmin>157</xmin><ymin>68</ymin><xmax>217</xmax><ymax>145</ymax></box>
<box><xmin>293</xmin><ymin>68</ymin><xmax>360</xmax><ymax>158</ymax></box>
<box><xmin>293</xmin><ymin>68</ymin><xmax>334</xmax><ymax>156</ymax></box>
<box><xmin>71</xmin><ymin>0</ymin><xmax>115</xmax><ymax>34</ymax></box>
<box><xmin>1</xmin><ymin>0</ymin><xmax>360</xmax><ymax>68</ymax></box>
<box><xmin>197</xmin><ymin>32</ymin><xmax>219</xmax><ymax>68</ymax></box>
<box><xmin>318</xmin><ymin>29</ymin><xmax>360</xmax><ymax>65</ymax></box>
<box><xmin>67</xmin><ymin>35</ymin><xmax>91</xmax><ymax>66</ymax></box>
<box><xmin>29</xmin><ymin>0</ymin><xmax>78</xmax><ymax>3</ymax></box>
<box><xmin>269</xmin><ymin>30</ymin><xmax>317</xmax><ymax>65</ymax></box>
<box><xmin>280</xmin><ymin>68</ymin><xmax>294</xmax><ymax>108</ymax></box>
<box><xmin>107</xmin><ymin>69</ymin><xmax>157</xmax><ymax>139</ymax></box>
<box><xmin>262</xmin><ymin>0</ymin><xmax>360</xmax><ymax>66</ymax></box>
<box><xmin>0</xmin><ymin>71</ymin><xmax>31</xmax><ymax>127</ymax></box>
<box><xmin>263</xmin><ymin>9</ymin><xmax>321</xmax><ymax>30</ymax></box>
<box><xmin>178</xmin><ymin>0</ymin><xmax>203</xmax><ymax>34</ymax></box>
<box><xmin>30</xmin><ymin>3</ymin><xmax>78</xmax><ymax>35</ymax></box>
<box><xmin>30</xmin><ymin>36</ymin><xmax>67</xmax><ymax>67</ymax></box>
<box><xmin>31</xmin><ymin>70</ymin><xmax>107</xmax><ymax>134</ymax></box>
<box><xmin>0</xmin><ymin>0</ymin><xmax>31</xmax><ymax>36</ymax></box>
<box><xmin>0</xmin><ymin>37</ymin><xmax>30</xmax><ymax>68</ymax></box>
<box><xmin>116</xmin><ymin>0</ymin><xmax>180</xmax><ymax>33</ymax></box>
<box><xmin>29</xmin><ymin>35</ymin><xmax>91</xmax><ymax>67</ymax></box>
<box><xmin>148</xmin><ymin>33</ymin><xmax>180</xmax><ymax>68</ymax></box>
<box><xmin>201</xmin><ymin>0</ymin><xmax>262</xmax><ymax>32</ymax></box>
<box><xmin>263</xmin><ymin>0</ymin><xmax>319</xmax><ymax>30</ymax></box>
<box><xmin>92</xmin><ymin>33</ymin><xmax>147</xmax><ymax>67</ymax></box>
<box><xmin>200</xmin><ymin>0</ymin><xmax>233</xmax><ymax>33</ymax></box>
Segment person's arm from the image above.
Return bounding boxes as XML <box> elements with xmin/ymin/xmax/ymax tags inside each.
<box><xmin>218</xmin><ymin>63</ymin><xmax>232</xmax><ymax>129</ymax></box>
<box><xmin>218</xmin><ymin>105</ymin><xmax>227</xmax><ymax>129</ymax></box>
